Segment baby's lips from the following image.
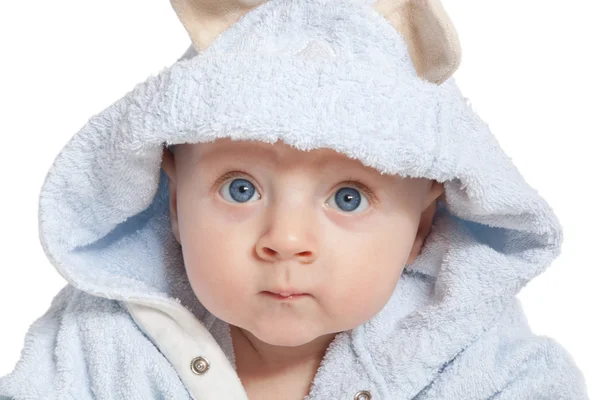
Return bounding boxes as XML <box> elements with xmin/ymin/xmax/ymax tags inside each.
<box><xmin>261</xmin><ymin>290</ymin><xmax>311</xmax><ymax>299</ymax></box>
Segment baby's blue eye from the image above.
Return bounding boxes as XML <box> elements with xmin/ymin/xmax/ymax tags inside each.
<box><xmin>326</xmin><ymin>187</ymin><xmax>369</xmax><ymax>213</ymax></box>
<box><xmin>219</xmin><ymin>178</ymin><xmax>260</xmax><ymax>203</ymax></box>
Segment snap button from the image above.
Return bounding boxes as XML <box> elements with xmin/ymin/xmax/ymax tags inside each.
<box><xmin>354</xmin><ymin>390</ymin><xmax>372</xmax><ymax>400</ymax></box>
<box><xmin>190</xmin><ymin>356</ymin><xmax>210</xmax><ymax>375</ymax></box>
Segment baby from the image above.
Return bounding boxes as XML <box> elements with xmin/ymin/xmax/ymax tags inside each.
<box><xmin>161</xmin><ymin>138</ymin><xmax>444</xmax><ymax>397</ymax></box>
<box><xmin>0</xmin><ymin>0</ymin><xmax>589</xmax><ymax>399</ymax></box>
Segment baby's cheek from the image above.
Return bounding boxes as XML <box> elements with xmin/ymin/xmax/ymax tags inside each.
<box><xmin>332</xmin><ymin>265</ymin><xmax>399</xmax><ymax>327</ymax></box>
<box><xmin>185</xmin><ymin>260</ymin><xmax>242</xmax><ymax>320</ymax></box>
<box><xmin>182</xmin><ymin>239</ymin><xmax>252</xmax><ymax>319</ymax></box>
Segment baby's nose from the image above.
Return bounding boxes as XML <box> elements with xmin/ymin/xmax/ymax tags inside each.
<box><xmin>254</xmin><ymin>209</ymin><xmax>319</xmax><ymax>263</ymax></box>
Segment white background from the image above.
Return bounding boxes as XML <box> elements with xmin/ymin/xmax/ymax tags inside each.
<box><xmin>0</xmin><ymin>0</ymin><xmax>598</xmax><ymax>397</ymax></box>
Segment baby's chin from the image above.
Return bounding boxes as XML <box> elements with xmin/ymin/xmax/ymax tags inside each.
<box><xmin>233</xmin><ymin>316</ymin><xmax>338</xmax><ymax>348</ymax></box>
<box><xmin>251</xmin><ymin>327</ymin><xmax>321</xmax><ymax>347</ymax></box>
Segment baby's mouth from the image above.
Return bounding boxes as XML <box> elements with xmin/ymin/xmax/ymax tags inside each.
<box><xmin>261</xmin><ymin>291</ymin><xmax>310</xmax><ymax>300</ymax></box>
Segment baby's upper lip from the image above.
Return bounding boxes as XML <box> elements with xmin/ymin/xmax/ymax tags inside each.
<box><xmin>264</xmin><ymin>288</ymin><xmax>308</xmax><ymax>296</ymax></box>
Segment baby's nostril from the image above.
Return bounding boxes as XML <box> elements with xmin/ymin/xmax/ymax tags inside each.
<box><xmin>263</xmin><ymin>247</ymin><xmax>277</xmax><ymax>257</ymax></box>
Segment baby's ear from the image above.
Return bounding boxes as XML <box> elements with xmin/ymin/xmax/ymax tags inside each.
<box><xmin>161</xmin><ymin>146</ymin><xmax>176</xmax><ymax>180</ymax></box>
<box><xmin>170</xmin><ymin>0</ymin><xmax>266</xmax><ymax>53</ymax></box>
<box><xmin>373</xmin><ymin>0</ymin><xmax>462</xmax><ymax>84</ymax></box>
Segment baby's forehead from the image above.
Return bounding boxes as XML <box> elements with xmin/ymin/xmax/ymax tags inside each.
<box><xmin>181</xmin><ymin>138</ymin><xmax>371</xmax><ymax>171</ymax></box>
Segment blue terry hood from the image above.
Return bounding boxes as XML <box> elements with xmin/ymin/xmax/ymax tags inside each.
<box><xmin>39</xmin><ymin>1</ymin><xmax>562</xmax><ymax>304</ymax></box>
<box><xmin>1</xmin><ymin>0</ymin><xmax>589</xmax><ymax>399</ymax></box>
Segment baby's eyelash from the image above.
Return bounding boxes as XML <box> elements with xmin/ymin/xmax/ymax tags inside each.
<box><xmin>209</xmin><ymin>169</ymin><xmax>256</xmax><ymax>193</ymax></box>
<box><xmin>337</xmin><ymin>177</ymin><xmax>378</xmax><ymax>204</ymax></box>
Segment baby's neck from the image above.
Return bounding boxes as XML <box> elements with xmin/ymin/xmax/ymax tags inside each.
<box><xmin>230</xmin><ymin>325</ymin><xmax>337</xmax><ymax>399</ymax></box>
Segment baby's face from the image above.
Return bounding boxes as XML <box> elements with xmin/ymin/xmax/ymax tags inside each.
<box><xmin>164</xmin><ymin>138</ymin><xmax>439</xmax><ymax>347</ymax></box>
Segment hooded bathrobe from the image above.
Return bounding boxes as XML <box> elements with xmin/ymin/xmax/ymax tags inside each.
<box><xmin>0</xmin><ymin>0</ymin><xmax>590</xmax><ymax>399</ymax></box>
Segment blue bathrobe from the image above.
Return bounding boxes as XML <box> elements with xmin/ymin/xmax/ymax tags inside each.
<box><xmin>0</xmin><ymin>0</ymin><xmax>589</xmax><ymax>398</ymax></box>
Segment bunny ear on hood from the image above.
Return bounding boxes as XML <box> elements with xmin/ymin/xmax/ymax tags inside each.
<box><xmin>170</xmin><ymin>0</ymin><xmax>268</xmax><ymax>53</ymax></box>
<box><xmin>17</xmin><ymin>0</ymin><xmax>584</xmax><ymax>398</ymax></box>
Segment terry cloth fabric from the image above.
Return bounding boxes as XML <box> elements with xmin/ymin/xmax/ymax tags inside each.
<box><xmin>0</xmin><ymin>0</ymin><xmax>589</xmax><ymax>398</ymax></box>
